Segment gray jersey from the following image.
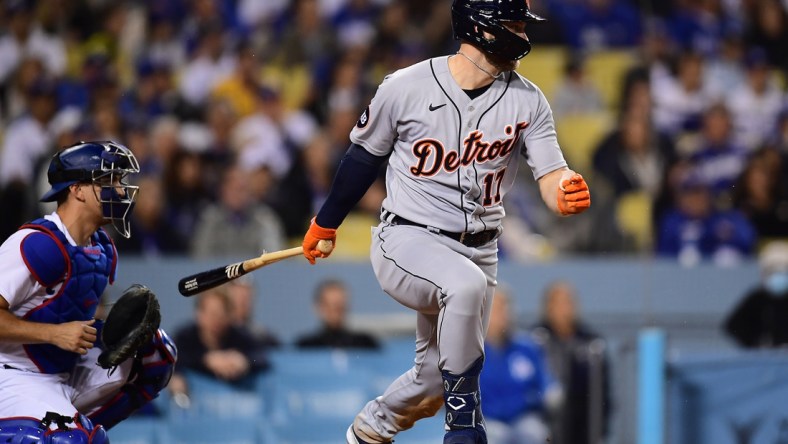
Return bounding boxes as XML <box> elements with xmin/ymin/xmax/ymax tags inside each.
<box><xmin>350</xmin><ymin>56</ymin><xmax>567</xmax><ymax>234</ymax></box>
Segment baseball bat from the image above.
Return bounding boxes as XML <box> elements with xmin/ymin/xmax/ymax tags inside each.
<box><xmin>177</xmin><ymin>240</ymin><xmax>333</xmax><ymax>297</ymax></box>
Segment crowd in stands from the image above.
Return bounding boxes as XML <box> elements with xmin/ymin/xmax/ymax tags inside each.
<box><xmin>0</xmin><ymin>0</ymin><xmax>786</xmax><ymax>265</ymax></box>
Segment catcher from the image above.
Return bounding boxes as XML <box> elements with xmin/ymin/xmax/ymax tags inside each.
<box><xmin>0</xmin><ymin>142</ymin><xmax>176</xmax><ymax>443</ymax></box>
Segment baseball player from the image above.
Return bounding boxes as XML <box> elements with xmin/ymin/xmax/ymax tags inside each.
<box><xmin>302</xmin><ymin>1</ymin><xmax>591</xmax><ymax>443</ymax></box>
<box><xmin>0</xmin><ymin>141</ymin><xmax>176</xmax><ymax>442</ymax></box>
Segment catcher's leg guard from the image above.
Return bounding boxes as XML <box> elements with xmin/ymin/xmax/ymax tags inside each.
<box><xmin>0</xmin><ymin>413</ymin><xmax>108</xmax><ymax>444</ymax></box>
<box><xmin>89</xmin><ymin>329</ymin><xmax>176</xmax><ymax>429</ymax></box>
<box><xmin>442</xmin><ymin>357</ymin><xmax>487</xmax><ymax>444</ymax></box>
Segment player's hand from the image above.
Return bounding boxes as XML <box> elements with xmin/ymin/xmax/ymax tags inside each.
<box><xmin>302</xmin><ymin>217</ymin><xmax>337</xmax><ymax>265</ymax></box>
<box><xmin>204</xmin><ymin>350</ymin><xmax>249</xmax><ymax>380</ymax></box>
<box><xmin>557</xmin><ymin>173</ymin><xmax>591</xmax><ymax>216</ymax></box>
<box><xmin>52</xmin><ymin>319</ymin><xmax>97</xmax><ymax>354</ymax></box>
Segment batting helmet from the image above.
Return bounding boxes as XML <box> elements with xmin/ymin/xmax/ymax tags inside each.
<box><xmin>452</xmin><ymin>0</ymin><xmax>546</xmax><ymax>61</ymax></box>
<box><xmin>41</xmin><ymin>141</ymin><xmax>140</xmax><ymax>238</ymax></box>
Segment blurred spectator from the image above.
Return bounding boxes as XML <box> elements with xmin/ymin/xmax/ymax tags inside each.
<box><xmin>295</xmin><ymin>279</ymin><xmax>379</xmax><ymax>349</ymax></box>
<box><xmin>743</xmin><ymin>0</ymin><xmax>788</xmax><ymax>74</ymax></box>
<box><xmin>724</xmin><ymin>48</ymin><xmax>784</xmax><ymax>151</ymax></box>
<box><xmin>680</xmin><ymin>103</ymin><xmax>748</xmax><ymax>200</ymax></box>
<box><xmin>550</xmin><ymin>0</ymin><xmax>641</xmax><ymax>50</ymax></box>
<box><xmin>275</xmin><ymin>0</ymin><xmax>337</xmax><ymax>70</ymax></box>
<box><xmin>119</xmin><ymin>58</ymin><xmax>176</xmax><ymax>123</ymax></box>
<box><xmin>330</xmin><ymin>0</ymin><xmax>381</xmax><ymax>52</ymax></box>
<box><xmin>237</xmin><ymin>0</ymin><xmax>288</xmax><ymax>29</ymax></box>
<box><xmin>704</xmin><ymin>34</ymin><xmax>746</xmax><ymax>100</ymax></box>
<box><xmin>0</xmin><ymin>0</ymin><xmax>66</xmax><ymax>84</ymax></box>
<box><xmin>225</xmin><ymin>278</ymin><xmax>281</xmax><ymax>349</ymax></box>
<box><xmin>178</xmin><ymin>21</ymin><xmax>236</xmax><ymax>108</ymax></box>
<box><xmin>191</xmin><ymin>165</ymin><xmax>285</xmax><ymax>258</ymax></box>
<box><xmin>592</xmin><ymin>111</ymin><xmax>676</xmax><ymax>198</ymax></box>
<box><xmin>666</xmin><ymin>0</ymin><xmax>739</xmax><ymax>56</ymax></box>
<box><xmin>551</xmin><ymin>54</ymin><xmax>604</xmax><ymax>117</ymax></box>
<box><xmin>652</xmin><ymin>50</ymin><xmax>714</xmax><ymax>136</ymax></box>
<box><xmin>732</xmin><ymin>148</ymin><xmax>788</xmax><ymax>238</ymax></box>
<box><xmin>656</xmin><ymin>166</ymin><xmax>757</xmax><ymax>267</ymax></box>
<box><xmin>724</xmin><ymin>241</ymin><xmax>788</xmax><ymax>347</ymax></box>
<box><xmin>0</xmin><ymin>77</ymin><xmax>57</xmax><ymax>188</ymax></box>
<box><xmin>144</xmin><ymin>12</ymin><xmax>187</xmax><ymax>69</ymax></box>
<box><xmin>531</xmin><ymin>281</ymin><xmax>610</xmax><ymax>444</ymax></box>
<box><xmin>481</xmin><ymin>285</ymin><xmax>559</xmax><ymax>444</ymax></box>
<box><xmin>163</xmin><ymin>148</ymin><xmax>211</xmax><ymax>241</ymax></box>
<box><xmin>169</xmin><ymin>288</ymin><xmax>271</xmax><ymax>398</ymax></box>
<box><xmin>211</xmin><ymin>40</ymin><xmax>263</xmax><ymax>118</ymax></box>
<box><xmin>1</xmin><ymin>56</ymin><xmax>44</xmax><ymax>124</ymax></box>
<box><xmin>111</xmin><ymin>175</ymin><xmax>188</xmax><ymax>255</ymax></box>
<box><xmin>231</xmin><ymin>86</ymin><xmax>291</xmax><ymax>180</ymax></box>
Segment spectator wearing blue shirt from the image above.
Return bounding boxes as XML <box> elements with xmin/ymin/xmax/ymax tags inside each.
<box><xmin>657</xmin><ymin>166</ymin><xmax>757</xmax><ymax>267</ymax></box>
<box><xmin>480</xmin><ymin>286</ymin><xmax>561</xmax><ymax>444</ymax></box>
<box><xmin>550</xmin><ymin>0</ymin><xmax>641</xmax><ymax>50</ymax></box>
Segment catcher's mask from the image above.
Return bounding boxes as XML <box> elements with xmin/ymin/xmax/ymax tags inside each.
<box><xmin>41</xmin><ymin>141</ymin><xmax>140</xmax><ymax>238</ymax></box>
<box><xmin>451</xmin><ymin>0</ymin><xmax>546</xmax><ymax>61</ymax></box>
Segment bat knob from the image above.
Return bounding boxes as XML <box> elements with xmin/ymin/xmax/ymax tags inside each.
<box><xmin>317</xmin><ymin>239</ymin><xmax>334</xmax><ymax>254</ymax></box>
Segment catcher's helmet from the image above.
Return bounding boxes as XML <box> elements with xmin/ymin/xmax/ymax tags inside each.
<box><xmin>41</xmin><ymin>141</ymin><xmax>140</xmax><ymax>238</ymax></box>
<box><xmin>452</xmin><ymin>0</ymin><xmax>546</xmax><ymax>61</ymax></box>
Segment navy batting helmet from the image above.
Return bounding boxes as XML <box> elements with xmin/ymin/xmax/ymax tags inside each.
<box><xmin>452</xmin><ymin>0</ymin><xmax>546</xmax><ymax>61</ymax></box>
<box><xmin>41</xmin><ymin>141</ymin><xmax>140</xmax><ymax>238</ymax></box>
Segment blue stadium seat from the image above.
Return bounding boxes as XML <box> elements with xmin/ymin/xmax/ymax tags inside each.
<box><xmin>159</xmin><ymin>417</ymin><xmax>264</xmax><ymax>444</ymax></box>
<box><xmin>268</xmin><ymin>348</ymin><xmax>381</xmax><ymax>376</ymax></box>
<box><xmin>269</xmin><ymin>418</ymin><xmax>350</xmax><ymax>444</ymax></box>
<box><xmin>174</xmin><ymin>371</ymin><xmax>264</xmax><ymax>420</ymax></box>
<box><xmin>108</xmin><ymin>418</ymin><xmax>160</xmax><ymax>444</ymax></box>
<box><xmin>268</xmin><ymin>370</ymin><xmax>374</xmax><ymax>424</ymax></box>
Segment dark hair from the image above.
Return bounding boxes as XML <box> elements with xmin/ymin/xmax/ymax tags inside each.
<box><xmin>313</xmin><ymin>279</ymin><xmax>346</xmax><ymax>304</ymax></box>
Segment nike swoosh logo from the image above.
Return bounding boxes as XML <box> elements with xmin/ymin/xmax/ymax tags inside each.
<box><xmin>429</xmin><ymin>103</ymin><xmax>447</xmax><ymax>111</ymax></box>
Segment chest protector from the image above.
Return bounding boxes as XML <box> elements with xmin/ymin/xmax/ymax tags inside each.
<box><xmin>19</xmin><ymin>218</ymin><xmax>117</xmax><ymax>374</ymax></box>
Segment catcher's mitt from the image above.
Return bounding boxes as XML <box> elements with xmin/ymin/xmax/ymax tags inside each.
<box><xmin>97</xmin><ymin>284</ymin><xmax>161</xmax><ymax>369</ymax></box>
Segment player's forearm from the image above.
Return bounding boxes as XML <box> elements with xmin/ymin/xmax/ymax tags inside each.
<box><xmin>0</xmin><ymin>309</ymin><xmax>56</xmax><ymax>344</ymax></box>
<box><xmin>315</xmin><ymin>144</ymin><xmax>387</xmax><ymax>228</ymax></box>
<box><xmin>538</xmin><ymin>167</ymin><xmax>570</xmax><ymax>215</ymax></box>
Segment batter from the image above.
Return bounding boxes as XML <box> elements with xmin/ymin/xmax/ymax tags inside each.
<box><xmin>301</xmin><ymin>1</ymin><xmax>591</xmax><ymax>443</ymax></box>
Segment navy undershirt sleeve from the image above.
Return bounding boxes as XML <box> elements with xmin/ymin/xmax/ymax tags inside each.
<box><xmin>315</xmin><ymin>143</ymin><xmax>388</xmax><ymax>229</ymax></box>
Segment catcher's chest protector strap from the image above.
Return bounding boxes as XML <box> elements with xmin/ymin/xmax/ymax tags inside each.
<box><xmin>20</xmin><ymin>219</ymin><xmax>116</xmax><ymax>374</ymax></box>
<box><xmin>0</xmin><ymin>413</ymin><xmax>108</xmax><ymax>443</ymax></box>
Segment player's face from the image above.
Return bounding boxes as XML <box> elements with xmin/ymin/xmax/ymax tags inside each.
<box><xmin>484</xmin><ymin>21</ymin><xmax>528</xmax><ymax>72</ymax></box>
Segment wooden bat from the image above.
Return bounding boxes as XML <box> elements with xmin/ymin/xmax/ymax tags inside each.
<box><xmin>178</xmin><ymin>240</ymin><xmax>333</xmax><ymax>297</ymax></box>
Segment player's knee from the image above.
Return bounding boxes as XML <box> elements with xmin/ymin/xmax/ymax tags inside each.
<box><xmin>445</xmin><ymin>272</ymin><xmax>487</xmax><ymax>312</ymax></box>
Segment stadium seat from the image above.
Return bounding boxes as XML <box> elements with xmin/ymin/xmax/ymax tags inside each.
<box><xmin>175</xmin><ymin>371</ymin><xmax>264</xmax><ymax>420</ymax></box>
<box><xmin>334</xmin><ymin>212</ymin><xmax>379</xmax><ymax>260</ymax></box>
<box><xmin>269</xmin><ymin>418</ymin><xmax>351</xmax><ymax>444</ymax></box>
<box><xmin>517</xmin><ymin>46</ymin><xmax>567</xmax><ymax>102</ymax></box>
<box><xmin>267</xmin><ymin>369</ymin><xmax>374</xmax><ymax>424</ymax></box>
<box><xmin>583</xmin><ymin>50</ymin><xmax>639</xmax><ymax>109</ymax></box>
<box><xmin>615</xmin><ymin>190</ymin><xmax>654</xmax><ymax>251</ymax></box>
<box><xmin>108</xmin><ymin>418</ymin><xmax>160</xmax><ymax>444</ymax></box>
<box><xmin>159</xmin><ymin>417</ymin><xmax>264</xmax><ymax>444</ymax></box>
<box><xmin>555</xmin><ymin>113</ymin><xmax>613</xmax><ymax>175</ymax></box>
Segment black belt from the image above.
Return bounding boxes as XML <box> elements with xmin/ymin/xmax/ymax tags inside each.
<box><xmin>382</xmin><ymin>210</ymin><xmax>498</xmax><ymax>248</ymax></box>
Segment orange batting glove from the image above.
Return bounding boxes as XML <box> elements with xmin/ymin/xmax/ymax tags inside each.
<box><xmin>557</xmin><ymin>173</ymin><xmax>591</xmax><ymax>216</ymax></box>
<box><xmin>302</xmin><ymin>217</ymin><xmax>337</xmax><ymax>265</ymax></box>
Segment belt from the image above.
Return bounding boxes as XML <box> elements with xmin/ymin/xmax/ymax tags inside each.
<box><xmin>381</xmin><ymin>210</ymin><xmax>498</xmax><ymax>248</ymax></box>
